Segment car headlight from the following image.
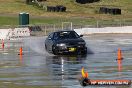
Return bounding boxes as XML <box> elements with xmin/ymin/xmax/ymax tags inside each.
<box><xmin>78</xmin><ymin>42</ymin><xmax>85</xmax><ymax>45</ymax></box>
<box><xmin>56</xmin><ymin>43</ymin><xmax>66</xmax><ymax>46</ymax></box>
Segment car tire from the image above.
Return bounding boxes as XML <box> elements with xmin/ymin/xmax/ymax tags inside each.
<box><xmin>82</xmin><ymin>48</ymin><xmax>87</xmax><ymax>55</ymax></box>
<box><xmin>82</xmin><ymin>51</ymin><xmax>87</xmax><ymax>55</ymax></box>
<box><xmin>52</xmin><ymin>46</ymin><xmax>59</xmax><ymax>55</ymax></box>
<box><xmin>79</xmin><ymin>48</ymin><xmax>87</xmax><ymax>55</ymax></box>
<box><xmin>82</xmin><ymin>50</ymin><xmax>87</xmax><ymax>55</ymax></box>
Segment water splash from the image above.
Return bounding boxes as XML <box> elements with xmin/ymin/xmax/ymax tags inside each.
<box><xmin>23</xmin><ymin>37</ymin><xmax>49</xmax><ymax>55</ymax></box>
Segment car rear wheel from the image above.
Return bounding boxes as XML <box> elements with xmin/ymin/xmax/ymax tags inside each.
<box><xmin>45</xmin><ymin>44</ymin><xmax>47</xmax><ymax>51</ymax></box>
<box><xmin>77</xmin><ymin>48</ymin><xmax>87</xmax><ymax>55</ymax></box>
<box><xmin>82</xmin><ymin>49</ymin><xmax>87</xmax><ymax>55</ymax></box>
<box><xmin>82</xmin><ymin>48</ymin><xmax>87</xmax><ymax>55</ymax></box>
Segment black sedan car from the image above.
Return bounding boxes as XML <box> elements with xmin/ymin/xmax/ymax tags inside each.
<box><xmin>45</xmin><ymin>30</ymin><xmax>87</xmax><ymax>55</ymax></box>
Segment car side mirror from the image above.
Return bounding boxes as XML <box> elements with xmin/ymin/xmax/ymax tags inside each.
<box><xmin>80</xmin><ymin>35</ymin><xmax>83</xmax><ymax>37</ymax></box>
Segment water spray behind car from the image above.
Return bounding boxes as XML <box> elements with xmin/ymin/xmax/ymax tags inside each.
<box><xmin>23</xmin><ymin>37</ymin><xmax>49</xmax><ymax>55</ymax></box>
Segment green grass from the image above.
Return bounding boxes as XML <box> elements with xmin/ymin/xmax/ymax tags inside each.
<box><xmin>0</xmin><ymin>15</ymin><xmax>132</xmax><ymax>27</ymax></box>
<box><xmin>0</xmin><ymin>16</ymin><xmax>18</xmax><ymax>26</ymax></box>
<box><xmin>0</xmin><ymin>0</ymin><xmax>132</xmax><ymax>16</ymax></box>
<box><xmin>0</xmin><ymin>0</ymin><xmax>131</xmax><ymax>26</ymax></box>
<box><xmin>0</xmin><ymin>15</ymin><xmax>97</xmax><ymax>26</ymax></box>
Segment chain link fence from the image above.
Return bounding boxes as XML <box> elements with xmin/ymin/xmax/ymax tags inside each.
<box><xmin>1</xmin><ymin>19</ymin><xmax>132</xmax><ymax>36</ymax></box>
<box><xmin>29</xmin><ymin>20</ymin><xmax>132</xmax><ymax>36</ymax></box>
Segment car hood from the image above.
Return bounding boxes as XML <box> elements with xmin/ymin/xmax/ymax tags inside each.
<box><xmin>56</xmin><ymin>38</ymin><xmax>85</xmax><ymax>44</ymax></box>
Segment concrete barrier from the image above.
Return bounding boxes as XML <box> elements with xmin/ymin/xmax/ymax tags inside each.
<box><xmin>74</xmin><ymin>26</ymin><xmax>132</xmax><ymax>35</ymax></box>
<box><xmin>0</xmin><ymin>27</ymin><xmax>30</xmax><ymax>40</ymax></box>
<box><xmin>0</xmin><ymin>29</ymin><xmax>11</xmax><ymax>40</ymax></box>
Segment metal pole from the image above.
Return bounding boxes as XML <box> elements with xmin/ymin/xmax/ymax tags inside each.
<box><xmin>71</xmin><ymin>22</ymin><xmax>73</xmax><ymax>30</ymax></box>
<box><xmin>62</xmin><ymin>22</ymin><xmax>63</xmax><ymax>30</ymax></box>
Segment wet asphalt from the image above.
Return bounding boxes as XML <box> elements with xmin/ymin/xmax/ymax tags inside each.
<box><xmin>0</xmin><ymin>34</ymin><xmax>132</xmax><ymax>88</ymax></box>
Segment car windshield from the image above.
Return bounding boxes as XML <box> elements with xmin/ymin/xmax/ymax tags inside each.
<box><xmin>54</xmin><ymin>31</ymin><xmax>79</xmax><ymax>40</ymax></box>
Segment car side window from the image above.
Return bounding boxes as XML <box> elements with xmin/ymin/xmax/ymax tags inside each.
<box><xmin>48</xmin><ymin>33</ymin><xmax>54</xmax><ymax>39</ymax></box>
<box><xmin>53</xmin><ymin>32</ymin><xmax>59</xmax><ymax>40</ymax></box>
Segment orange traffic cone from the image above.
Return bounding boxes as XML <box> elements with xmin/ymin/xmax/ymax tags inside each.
<box><xmin>117</xmin><ymin>48</ymin><xmax>123</xmax><ymax>60</ymax></box>
<box><xmin>117</xmin><ymin>48</ymin><xmax>123</xmax><ymax>71</ymax></box>
<box><xmin>18</xmin><ymin>47</ymin><xmax>23</xmax><ymax>55</ymax></box>
<box><xmin>2</xmin><ymin>39</ymin><xmax>4</xmax><ymax>49</ymax></box>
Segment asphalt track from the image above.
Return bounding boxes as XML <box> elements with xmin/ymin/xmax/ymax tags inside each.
<box><xmin>0</xmin><ymin>34</ymin><xmax>132</xmax><ymax>88</ymax></box>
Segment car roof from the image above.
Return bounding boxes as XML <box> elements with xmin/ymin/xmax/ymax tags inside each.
<box><xmin>54</xmin><ymin>30</ymin><xmax>75</xmax><ymax>33</ymax></box>
<box><xmin>48</xmin><ymin>30</ymin><xmax>75</xmax><ymax>36</ymax></box>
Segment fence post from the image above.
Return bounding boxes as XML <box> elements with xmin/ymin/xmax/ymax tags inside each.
<box><xmin>45</xmin><ymin>25</ymin><xmax>46</xmax><ymax>36</ymax></box>
<box><xmin>119</xmin><ymin>20</ymin><xmax>122</xmax><ymax>27</ymax></box>
<box><xmin>62</xmin><ymin>22</ymin><xmax>63</xmax><ymax>30</ymax></box>
<box><xmin>53</xmin><ymin>24</ymin><xmax>56</xmax><ymax>32</ymax></box>
<box><xmin>71</xmin><ymin>22</ymin><xmax>73</xmax><ymax>30</ymax></box>
<box><xmin>96</xmin><ymin>20</ymin><xmax>99</xmax><ymax>28</ymax></box>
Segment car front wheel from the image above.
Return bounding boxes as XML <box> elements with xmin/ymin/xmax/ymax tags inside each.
<box><xmin>52</xmin><ymin>46</ymin><xmax>59</xmax><ymax>55</ymax></box>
